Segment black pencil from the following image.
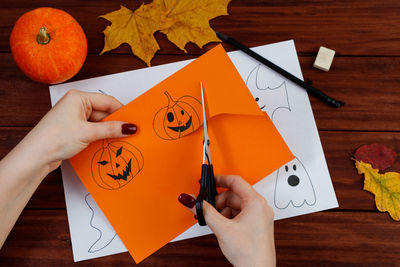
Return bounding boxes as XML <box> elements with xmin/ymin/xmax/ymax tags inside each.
<box><xmin>216</xmin><ymin>32</ymin><xmax>344</xmax><ymax>108</ymax></box>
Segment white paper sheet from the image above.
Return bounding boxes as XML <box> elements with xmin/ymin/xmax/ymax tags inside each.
<box><xmin>49</xmin><ymin>40</ymin><xmax>338</xmax><ymax>261</ymax></box>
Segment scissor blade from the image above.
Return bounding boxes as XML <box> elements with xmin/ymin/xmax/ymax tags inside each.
<box><xmin>200</xmin><ymin>82</ymin><xmax>210</xmax><ymax>164</ymax></box>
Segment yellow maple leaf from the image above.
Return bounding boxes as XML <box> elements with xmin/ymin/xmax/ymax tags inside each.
<box><xmin>356</xmin><ymin>160</ymin><xmax>400</xmax><ymax>221</ymax></box>
<box><xmin>99</xmin><ymin>0</ymin><xmax>231</xmax><ymax>66</ymax></box>
<box><xmin>99</xmin><ymin>4</ymin><xmax>175</xmax><ymax>66</ymax></box>
<box><xmin>158</xmin><ymin>0</ymin><xmax>231</xmax><ymax>52</ymax></box>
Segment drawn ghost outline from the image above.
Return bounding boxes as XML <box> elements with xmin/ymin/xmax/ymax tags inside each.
<box><xmin>273</xmin><ymin>157</ymin><xmax>316</xmax><ymax>209</ymax></box>
<box><xmin>85</xmin><ymin>193</ymin><xmax>117</xmax><ymax>253</ymax></box>
<box><xmin>246</xmin><ymin>64</ymin><xmax>291</xmax><ymax>121</ymax></box>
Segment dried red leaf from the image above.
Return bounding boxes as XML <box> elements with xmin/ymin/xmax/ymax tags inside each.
<box><xmin>354</xmin><ymin>143</ymin><xmax>397</xmax><ymax>171</ymax></box>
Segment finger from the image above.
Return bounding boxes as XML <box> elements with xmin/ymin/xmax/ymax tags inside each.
<box><xmin>178</xmin><ymin>194</ymin><xmax>230</xmax><ymax>233</ymax></box>
<box><xmin>220</xmin><ymin>207</ymin><xmax>233</xmax><ymax>219</ymax></box>
<box><xmin>64</xmin><ymin>89</ymin><xmax>123</xmax><ymax>113</ymax></box>
<box><xmin>202</xmin><ymin>201</ymin><xmax>230</xmax><ymax>234</ymax></box>
<box><xmin>81</xmin><ymin>91</ymin><xmax>123</xmax><ymax>113</ymax></box>
<box><xmin>215</xmin><ymin>190</ymin><xmax>242</xmax><ymax>211</ymax></box>
<box><xmin>220</xmin><ymin>207</ymin><xmax>241</xmax><ymax>219</ymax></box>
<box><xmin>231</xmin><ymin>209</ymin><xmax>240</xmax><ymax>218</ymax></box>
<box><xmin>214</xmin><ymin>175</ymin><xmax>255</xmax><ymax>200</ymax></box>
<box><xmin>84</xmin><ymin>121</ymin><xmax>137</xmax><ymax>142</ymax></box>
<box><xmin>177</xmin><ymin>193</ymin><xmax>197</xmax><ymax>215</ymax></box>
<box><xmin>89</xmin><ymin>110</ymin><xmax>111</xmax><ymax>122</ymax></box>
<box><xmin>71</xmin><ymin>90</ymin><xmax>123</xmax><ymax>115</ymax></box>
<box><xmin>63</xmin><ymin>90</ymin><xmax>123</xmax><ymax>120</ymax></box>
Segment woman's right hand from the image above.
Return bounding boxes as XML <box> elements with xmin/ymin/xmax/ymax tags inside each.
<box><xmin>178</xmin><ymin>175</ymin><xmax>276</xmax><ymax>267</ymax></box>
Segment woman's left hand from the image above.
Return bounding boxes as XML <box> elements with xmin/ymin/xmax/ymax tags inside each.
<box><xmin>0</xmin><ymin>89</ymin><xmax>136</xmax><ymax>248</ymax></box>
<box><xmin>24</xmin><ymin>89</ymin><xmax>136</xmax><ymax>171</ymax></box>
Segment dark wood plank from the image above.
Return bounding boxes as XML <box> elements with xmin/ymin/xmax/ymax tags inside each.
<box><xmin>2</xmin><ymin>127</ymin><xmax>398</xmax><ymax>211</ymax></box>
<box><xmin>1</xmin><ymin>0</ymin><xmax>400</xmax><ymax>56</ymax></box>
<box><xmin>275</xmin><ymin>211</ymin><xmax>400</xmax><ymax>266</ymax></box>
<box><xmin>301</xmin><ymin>56</ymin><xmax>400</xmax><ymax>131</ymax></box>
<box><xmin>1</xmin><ymin>1</ymin><xmax>398</xmax><ymax>266</ymax></box>
<box><xmin>0</xmin><ymin>209</ymin><xmax>229</xmax><ymax>267</ymax></box>
<box><xmin>321</xmin><ymin>131</ymin><xmax>400</xmax><ymax>212</ymax></box>
<box><xmin>0</xmin><ymin>209</ymin><xmax>398</xmax><ymax>266</ymax></box>
<box><xmin>1</xmin><ymin>53</ymin><xmax>400</xmax><ymax>131</ymax></box>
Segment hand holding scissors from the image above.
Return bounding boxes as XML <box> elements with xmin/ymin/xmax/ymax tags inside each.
<box><xmin>178</xmin><ymin>82</ymin><xmax>276</xmax><ymax>265</ymax></box>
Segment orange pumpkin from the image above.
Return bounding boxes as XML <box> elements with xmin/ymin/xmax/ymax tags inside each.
<box><xmin>153</xmin><ymin>91</ymin><xmax>202</xmax><ymax>140</ymax></box>
<box><xmin>91</xmin><ymin>140</ymin><xmax>144</xmax><ymax>190</ymax></box>
<box><xmin>10</xmin><ymin>7</ymin><xmax>87</xmax><ymax>84</ymax></box>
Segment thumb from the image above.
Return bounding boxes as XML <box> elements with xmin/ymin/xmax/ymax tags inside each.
<box><xmin>177</xmin><ymin>194</ymin><xmax>229</xmax><ymax>234</ymax></box>
<box><xmin>85</xmin><ymin>121</ymin><xmax>137</xmax><ymax>142</ymax></box>
<box><xmin>202</xmin><ymin>201</ymin><xmax>229</xmax><ymax>235</ymax></box>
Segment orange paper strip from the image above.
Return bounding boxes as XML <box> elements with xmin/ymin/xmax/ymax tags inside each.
<box><xmin>70</xmin><ymin>45</ymin><xmax>294</xmax><ymax>263</ymax></box>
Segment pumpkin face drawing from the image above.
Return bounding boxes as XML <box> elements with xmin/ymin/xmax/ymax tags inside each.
<box><xmin>153</xmin><ymin>91</ymin><xmax>202</xmax><ymax>140</ymax></box>
<box><xmin>91</xmin><ymin>140</ymin><xmax>144</xmax><ymax>190</ymax></box>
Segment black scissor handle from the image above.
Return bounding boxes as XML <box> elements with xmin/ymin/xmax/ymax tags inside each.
<box><xmin>196</xmin><ymin>164</ymin><xmax>217</xmax><ymax>226</ymax></box>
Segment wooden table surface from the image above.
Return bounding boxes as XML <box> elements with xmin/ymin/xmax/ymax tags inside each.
<box><xmin>1</xmin><ymin>0</ymin><xmax>400</xmax><ymax>266</ymax></box>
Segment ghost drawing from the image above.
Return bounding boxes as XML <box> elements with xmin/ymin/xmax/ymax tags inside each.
<box><xmin>274</xmin><ymin>157</ymin><xmax>316</xmax><ymax>209</ymax></box>
<box><xmin>85</xmin><ymin>193</ymin><xmax>117</xmax><ymax>253</ymax></box>
<box><xmin>246</xmin><ymin>64</ymin><xmax>290</xmax><ymax>121</ymax></box>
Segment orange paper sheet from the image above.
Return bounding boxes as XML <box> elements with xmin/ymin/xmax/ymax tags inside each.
<box><xmin>70</xmin><ymin>45</ymin><xmax>294</xmax><ymax>263</ymax></box>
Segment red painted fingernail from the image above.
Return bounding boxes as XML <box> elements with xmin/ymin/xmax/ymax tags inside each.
<box><xmin>121</xmin><ymin>123</ymin><xmax>137</xmax><ymax>135</ymax></box>
<box><xmin>178</xmin><ymin>193</ymin><xmax>196</xmax><ymax>208</ymax></box>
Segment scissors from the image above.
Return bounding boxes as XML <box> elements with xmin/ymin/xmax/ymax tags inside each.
<box><xmin>196</xmin><ymin>82</ymin><xmax>218</xmax><ymax>226</ymax></box>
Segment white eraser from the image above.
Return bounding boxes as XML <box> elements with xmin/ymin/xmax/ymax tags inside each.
<box><xmin>313</xmin><ymin>46</ymin><xmax>335</xmax><ymax>72</ymax></box>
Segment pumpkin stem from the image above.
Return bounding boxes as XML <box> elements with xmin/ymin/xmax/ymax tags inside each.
<box><xmin>37</xmin><ymin>27</ymin><xmax>50</xmax><ymax>45</ymax></box>
<box><xmin>102</xmin><ymin>139</ymin><xmax>109</xmax><ymax>148</ymax></box>
<box><xmin>164</xmin><ymin>91</ymin><xmax>175</xmax><ymax>106</ymax></box>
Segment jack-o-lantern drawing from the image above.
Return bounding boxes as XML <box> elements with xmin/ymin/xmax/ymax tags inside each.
<box><xmin>91</xmin><ymin>139</ymin><xmax>144</xmax><ymax>190</ymax></box>
<box><xmin>153</xmin><ymin>91</ymin><xmax>202</xmax><ymax>140</ymax></box>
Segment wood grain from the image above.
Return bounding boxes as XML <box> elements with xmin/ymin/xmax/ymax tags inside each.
<box><xmin>0</xmin><ymin>210</ymin><xmax>398</xmax><ymax>266</ymax></box>
<box><xmin>1</xmin><ymin>54</ymin><xmax>400</xmax><ymax>130</ymax></box>
<box><xmin>274</xmin><ymin>211</ymin><xmax>400</xmax><ymax>267</ymax></box>
<box><xmin>1</xmin><ymin>0</ymin><xmax>400</xmax><ymax>56</ymax></box>
<box><xmin>0</xmin><ymin>0</ymin><xmax>399</xmax><ymax>266</ymax></box>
